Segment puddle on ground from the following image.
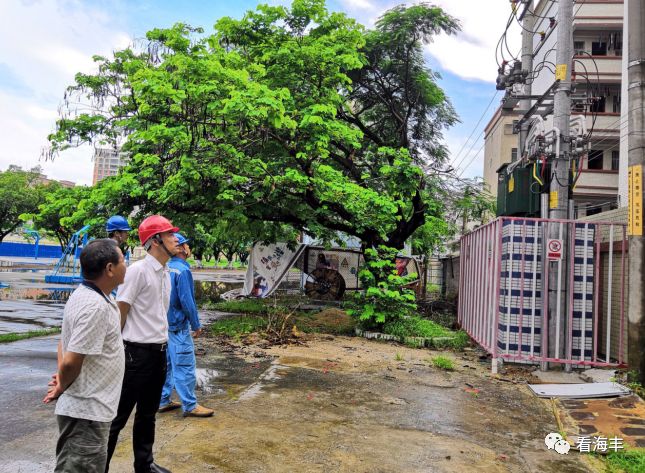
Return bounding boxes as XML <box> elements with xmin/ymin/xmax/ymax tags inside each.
<box><xmin>0</xmin><ymin>268</ymin><xmax>243</xmax><ymax>333</ymax></box>
<box><xmin>195</xmin><ymin>368</ymin><xmax>225</xmax><ymax>395</ymax></box>
<box><xmin>194</xmin><ymin>280</ymin><xmax>243</xmax><ymax>304</ymax></box>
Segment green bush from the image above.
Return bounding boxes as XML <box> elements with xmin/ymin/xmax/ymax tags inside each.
<box><xmin>348</xmin><ymin>246</ymin><xmax>418</xmax><ymax>329</ymax></box>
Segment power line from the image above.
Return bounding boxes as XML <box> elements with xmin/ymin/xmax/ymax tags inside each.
<box><xmin>451</xmin><ymin>90</ymin><xmax>500</xmax><ymax>171</ymax></box>
<box><xmin>457</xmin><ymin>140</ymin><xmax>486</xmax><ymax>178</ymax></box>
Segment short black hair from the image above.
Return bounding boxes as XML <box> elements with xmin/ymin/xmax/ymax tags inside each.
<box><xmin>80</xmin><ymin>239</ymin><xmax>121</xmax><ymax>280</ymax></box>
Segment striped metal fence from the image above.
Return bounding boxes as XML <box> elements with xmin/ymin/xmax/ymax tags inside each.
<box><xmin>458</xmin><ymin>217</ymin><xmax>627</xmax><ymax>372</ymax></box>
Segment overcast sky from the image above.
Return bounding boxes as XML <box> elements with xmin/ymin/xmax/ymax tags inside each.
<box><xmin>0</xmin><ymin>0</ymin><xmax>520</xmax><ymax>184</ymax></box>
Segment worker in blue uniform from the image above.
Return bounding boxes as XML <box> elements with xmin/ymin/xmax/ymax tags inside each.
<box><xmin>106</xmin><ymin>215</ymin><xmax>131</xmax><ymax>264</ymax></box>
<box><xmin>158</xmin><ymin>233</ymin><xmax>214</xmax><ymax>418</ymax></box>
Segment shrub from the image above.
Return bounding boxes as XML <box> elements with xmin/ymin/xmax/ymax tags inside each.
<box><xmin>348</xmin><ymin>246</ymin><xmax>418</xmax><ymax>329</ymax></box>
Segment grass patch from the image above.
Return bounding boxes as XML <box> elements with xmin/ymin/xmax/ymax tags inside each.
<box><xmin>395</xmin><ymin>352</ymin><xmax>404</xmax><ymax>361</ymax></box>
<box><xmin>208</xmin><ymin>299</ymin><xmax>267</xmax><ymax>314</ymax></box>
<box><xmin>383</xmin><ymin>317</ymin><xmax>453</xmax><ymax>339</ymax></box>
<box><xmin>604</xmin><ymin>449</ymin><xmax>645</xmax><ymax>473</ymax></box>
<box><xmin>430</xmin><ymin>355</ymin><xmax>455</xmax><ymax>371</ymax></box>
<box><xmin>0</xmin><ymin>328</ymin><xmax>60</xmax><ymax>344</ymax></box>
<box><xmin>381</xmin><ymin>317</ymin><xmax>470</xmax><ymax>350</ymax></box>
<box><xmin>209</xmin><ymin>316</ymin><xmax>266</xmax><ymax>337</ymax></box>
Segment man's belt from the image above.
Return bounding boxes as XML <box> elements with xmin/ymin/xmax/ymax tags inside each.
<box><xmin>124</xmin><ymin>340</ymin><xmax>168</xmax><ymax>352</ymax></box>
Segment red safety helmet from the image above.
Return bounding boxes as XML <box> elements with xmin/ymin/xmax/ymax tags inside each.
<box><xmin>138</xmin><ymin>215</ymin><xmax>179</xmax><ymax>245</ymax></box>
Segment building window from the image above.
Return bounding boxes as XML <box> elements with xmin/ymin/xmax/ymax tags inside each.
<box><xmin>574</xmin><ymin>41</ymin><xmax>585</xmax><ymax>55</ymax></box>
<box><xmin>586</xmin><ymin>206</ymin><xmax>602</xmax><ymax>217</ymax></box>
<box><xmin>592</xmin><ymin>42</ymin><xmax>607</xmax><ymax>56</ymax></box>
<box><xmin>610</xmin><ymin>32</ymin><xmax>622</xmax><ymax>56</ymax></box>
<box><xmin>613</xmin><ymin>95</ymin><xmax>621</xmax><ymax>113</ymax></box>
<box><xmin>611</xmin><ymin>150</ymin><xmax>620</xmax><ymax>171</ymax></box>
<box><xmin>511</xmin><ymin>148</ymin><xmax>518</xmax><ymax>162</ymax></box>
<box><xmin>588</xmin><ymin>150</ymin><xmax>604</xmax><ymax>170</ymax></box>
<box><xmin>590</xmin><ymin>96</ymin><xmax>606</xmax><ymax>113</ymax></box>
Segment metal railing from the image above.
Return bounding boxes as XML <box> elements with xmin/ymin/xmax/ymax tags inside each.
<box><xmin>458</xmin><ymin>217</ymin><xmax>627</xmax><ymax>371</ymax></box>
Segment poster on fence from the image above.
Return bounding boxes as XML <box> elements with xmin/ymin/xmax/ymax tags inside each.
<box><xmin>243</xmin><ymin>243</ymin><xmax>306</xmax><ymax>298</ymax></box>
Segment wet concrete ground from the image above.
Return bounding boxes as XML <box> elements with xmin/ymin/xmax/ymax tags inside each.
<box><xmin>0</xmin><ymin>268</ymin><xmax>601</xmax><ymax>472</ymax></box>
<box><xmin>109</xmin><ymin>336</ymin><xmax>596</xmax><ymax>473</ymax></box>
<box><xmin>0</xmin><ymin>332</ymin><xmax>601</xmax><ymax>473</ymax></box>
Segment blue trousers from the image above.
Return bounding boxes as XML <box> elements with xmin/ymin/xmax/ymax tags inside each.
<box><xmin>160</xmin><ymin>328</ymin><xmax>197</xmax><ymax>412</ymax></box>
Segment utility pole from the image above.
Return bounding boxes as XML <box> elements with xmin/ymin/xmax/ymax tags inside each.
<box><xmin>547</xmin><ymin>0</ymin><xmax>573</xmax><ymax>365</ymax></box>
<box><xmin>627</xmin><ymin>0</ymin><xmax>645</xmax><ymax>384</ymax></box>
<box><xmin>519</xmin><ymin>2</ymin><xmax>535</xmax><ymax>156</ymax></box>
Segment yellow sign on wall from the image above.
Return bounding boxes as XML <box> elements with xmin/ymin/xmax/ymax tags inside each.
<box><xmin>555</xmin><ymin>64</ymin><xmax>568</xmax><ymax>81</ymax></box>
<box><xmin>508</xmin><ymin>174</ymin><xmax>515</xmax><ymax>193</ymax></box>
<box><xmin>549</xmin><ymin>191</ymin><xmax>558</xmax><ymax>209</ymax></box>
<box><xmin>629</xmin><ymin>165</ymin><xmax>643</xmax><ymax>236</ymax></box>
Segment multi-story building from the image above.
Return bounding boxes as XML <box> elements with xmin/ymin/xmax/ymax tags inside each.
<box><xmin>483</xmin><ymin>108</ymin><xmax>522</xmax><ymax>198</ymax></box>
<box><xmin>34</xmin><ymin>173</ymin><xmax>75</xmax><ymax>188</ymax></box>
<box><xmin>92</xmin><ymin>147</ymin><xmax>127</xmax><ymax>184</ymax></box>
<box><xmin>485</xmin><ymin>0</ymin><xmax>624</xmax><ymax>217</ymax></box>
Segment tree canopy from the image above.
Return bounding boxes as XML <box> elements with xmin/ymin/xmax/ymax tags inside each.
<box><xmin>0</xmin><ymin>166</ymin><xmax>47</xmax><ymax>243</ymax></box>
<box><xmin>48</xmin><ymin>0</ymin><xmax>462</xmax><ymax>251</ymax></box>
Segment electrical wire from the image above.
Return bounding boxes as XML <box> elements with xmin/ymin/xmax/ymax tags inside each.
<box><xmin>457</xmin><ymin>140</ymin><xmax>486</xmax><ymax>178</ymax></box>
<box><xmin>451</xmin><ymin>90</ymin><xmax>501</xmax><ymax>172</ymax></box>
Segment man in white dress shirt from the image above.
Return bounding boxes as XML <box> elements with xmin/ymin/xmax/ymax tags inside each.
<box><xmin>105</xmin><ymin>215</ymin><xmax>179</xmax><ymax>473</ymax></box>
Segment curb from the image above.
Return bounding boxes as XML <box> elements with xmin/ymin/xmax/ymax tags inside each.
<box><xmin>355</xmin><ymin>328</ymin><xmax>457</xmax><ymax>348</ymax></box>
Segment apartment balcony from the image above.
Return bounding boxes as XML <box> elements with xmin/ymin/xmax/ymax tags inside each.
<box><xmin>572</xmin><ymin>113</ymin><xmax>622</xmax><ymax>140</ymax></box>
<box><xmin>572</xmin><ymin>55</ymin><xmax>622</xmax><ymax>83</ymax></box>
<box><xmin>573</xmin><ymin>169</ymin><xmax>619</xmax><ymax>197</ymax></box>
<box><xmin>573</xmin><ymin>2</ymin><xmax>623</xmax><ymax>30</ymax></box>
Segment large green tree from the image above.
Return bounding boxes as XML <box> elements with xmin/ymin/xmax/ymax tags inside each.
<box><xmin>48</xmin><ymin>0</ymin><xmax>460</xmax><ymax>253</ymax></box>
<box><xmin>0</xmin><ymin>166</ymin><xmax>47</xmax><ymax>243</ymax></box>
<box><xmin>27</xmin><ymin>184</ymin><xmax>93</xmax><ymax>249</ymax></box>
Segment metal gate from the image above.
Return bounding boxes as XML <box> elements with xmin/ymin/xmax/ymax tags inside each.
<box><xmin>458</xmin><ymin>217</ymin><xmax>627</xmax><ymax>370</ymax></box>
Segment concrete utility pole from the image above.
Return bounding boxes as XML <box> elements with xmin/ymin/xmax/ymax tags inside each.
<box><xmin>519</xmin><ymin>2</ymin><xmax>535</xmax><ymax>155</ymax></box>
<box><xmin>547</xmin><ymin>0</ymin><xmax>573</xmax><ymax>365</ymax></box>
<box><xmin>627</xmin><ymin>0</ymin><xmax>645</xmax><ymax>384</ymax></box>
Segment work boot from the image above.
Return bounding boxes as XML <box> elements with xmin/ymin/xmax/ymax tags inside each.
<box><xmin>183</xmin><ymin>404</ymin><xmax>214</xmax><ymax>418</ymax></box>
<box><xmin>158</xmin><ymin>400</ymin><xmax>181</xmax><ymax>413</ymax></box>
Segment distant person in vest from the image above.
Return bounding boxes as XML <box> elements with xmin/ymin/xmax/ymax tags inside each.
<box><xmin>105</xmin><ymin>215</ymin><xmax>179</xmax><ymax>473</ymax></box>
<box><xmin>106</xmin><ymin>215</ymin><xmax>132</xmax><ymax>264</ymax></box>
<box><xmin>158</xmin><ymin>233</ymin><xmax>214</xmax><ymax>418</ymax></box>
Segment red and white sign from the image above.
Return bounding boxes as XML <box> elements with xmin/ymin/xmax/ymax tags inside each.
<box><xmin>547</xmin><ymin>239</ymin><xmax>563</xmax><ymax>261</ymax></box>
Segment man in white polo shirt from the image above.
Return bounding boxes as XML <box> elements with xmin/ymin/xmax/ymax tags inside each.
<box><xmin>44</xmin><ymin>238</ymin><xmax>126</xmax><ymax>473</ymax></box>
<box><xmin>105</xmin><ymin>215</ymin><xmax>179</xmax><ymax>473</ymax></box>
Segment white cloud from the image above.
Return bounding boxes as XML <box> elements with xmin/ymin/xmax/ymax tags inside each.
<box><xmin>426</xmin><ymin>0</ymin><xmax>522</xmax><ymax>83</ymax></box>
<box><xmin>337</xmin><ymin>0</ymin><xmax>376</xmax><ymax>12</ymax></box>
<box><xmin>330</xmin><ymin>0</ymin><xmax>522</xmax><ymax>83</ymax></box>
<box><xmin>0</xmin><ymin>0</ymin><xmax>132</xmax><ymax>183</ymax></box>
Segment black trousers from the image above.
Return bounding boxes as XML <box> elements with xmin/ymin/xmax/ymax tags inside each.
<box><xmin>106</xmin><ymin>343</ymin><xmax>167</xmax><ymax>473</ymax></box>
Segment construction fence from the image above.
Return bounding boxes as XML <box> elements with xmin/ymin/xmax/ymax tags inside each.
<box><xmin>458</xmin><ymin>216</ymin><xmax>628</xmax><ymax>369</ymax></box>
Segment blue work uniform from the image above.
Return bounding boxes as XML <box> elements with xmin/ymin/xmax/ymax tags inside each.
<box><xmin>160</xmin><ymin>257</ymin><xmax>201</xmax><ymax>412</ymax></box>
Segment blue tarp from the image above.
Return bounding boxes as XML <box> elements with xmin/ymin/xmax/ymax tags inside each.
<box><xmin>0</xmin><ymin>241</ymin><xmax>62</xmax><ymax>259</ymax></box>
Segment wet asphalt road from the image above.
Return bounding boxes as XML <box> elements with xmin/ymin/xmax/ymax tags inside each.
<box><xmin>0</xmin><ymin>335</ymin><xmax>59</xmax><ymax>472</ymax></box>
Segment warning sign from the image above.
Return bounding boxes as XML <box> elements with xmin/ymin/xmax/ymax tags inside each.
<box><xmin>547</xmin><ymin>239</ymin><xmax>563</xmax><ymax>261</ymax></box>
<box><xmin>629</xmin><ymin>165</ymin><xmax>643</xmax><ymax>236</ymax></box>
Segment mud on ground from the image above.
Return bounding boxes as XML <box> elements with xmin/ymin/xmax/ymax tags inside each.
<box><xmin>107</xmin><ymin>334</ymin><xmax>598</xmax><ymax>473</ymax></box>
